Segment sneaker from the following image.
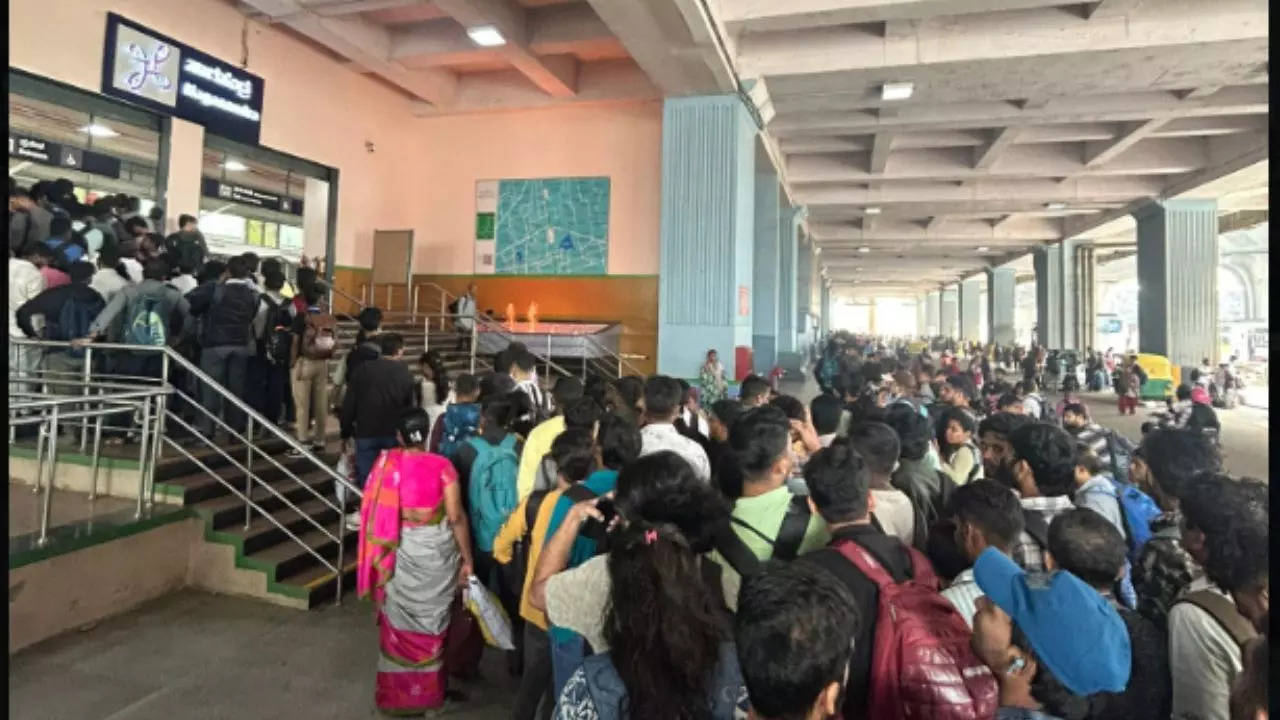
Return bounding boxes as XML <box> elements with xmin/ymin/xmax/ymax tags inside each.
<box><xmin>344</xmin><ymin>512</ymin><xmax>361</xmax><ymax>532</ymax></box>
<box><xmin>286</xmin><ymin>448</ymin><xmax>307</xmax><ymax>459</ymax></box>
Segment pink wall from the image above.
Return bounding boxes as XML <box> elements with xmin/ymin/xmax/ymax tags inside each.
<box><xmin>8</xmin><ymin>0</ymin><xmax>663</xmax><ymax>274</ymax></box>
<box><xmin>412</xmin><ymin>101</ymin><xmax>662</xmax><ymax>275</ymax></box>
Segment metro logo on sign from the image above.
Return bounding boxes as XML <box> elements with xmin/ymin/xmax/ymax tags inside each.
<box><xmin>101</xmin><ymin>13</ymin><xmax>265</xmax><ymax>144</ymax></box>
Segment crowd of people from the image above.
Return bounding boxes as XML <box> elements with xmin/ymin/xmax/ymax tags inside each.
<box><xmin>341</xmin><ymin>328</ymin><xmax>1266</xmax><ymax>720</ymax></box>
<box><xmin>7</xmin><ymin>176</ymin><xmax>346</xmax><ymax>447</ymax></box>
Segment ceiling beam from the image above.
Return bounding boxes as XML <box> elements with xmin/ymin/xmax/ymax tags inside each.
<box><xmin>809</xmin><ymin>217</ymin><xmax>1061</xmax><ymax>242</ymax></box>
<box><xmin>735</xmin><ymin>0</ymin><xmax>1267</xmax><ymax>79</ymax></box>
<box><xmin>408</xmin><ymin>58</ymin><xmax>658</xmax><ymax>116</ymax></box>
<box><xmin>973</xmin><ymin>127</ymin><xmax>1020</xmax><ymax>170</ymax></box>
<box><xmin>584</xmin><ymin>0</ymin><xmax>731</xmax><ymax>96</ymax></box>
<box><xmin>769</xmin><ymin>85</ymin><xmax>1268</xmax><ymax>135</ymax></box>
<box><xmin>241</xmin><ymin>0</ymin><xmax>458</xmax><ymax>105</ymax></box>
<box><xmin>433</xmin><ymin>0</ymin><xmax>578</xmax><ymax>98</ymax></box>
<box><xmin>719</xmin><ymin>0</ymin><xmax>1075</xmax><ymax>34</ymax></box>
<box><xmin>308</xmin><ymin>0</ymin><xmax>423</xmax><ymax>16</ymax></box>
<box><xmin>1084</xmin><ymin>118</ymin><xmax>1169</xmax><ymax>167</ymax></box>
<box><xmin>869</xmin><ymin>133</ymin><xmax>892</xmax><ymax>173</ymax></box>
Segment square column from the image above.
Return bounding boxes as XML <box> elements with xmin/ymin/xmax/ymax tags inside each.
<box><xmin>916</xmin><ymin>295</ymin><xmax>927</xmax><ymax>338</ymax></box>
<box><xmin>925</xmin><ymin>291</ymin><xmax>941</xmax><ymax>336</ymax></box>
<box><xmin>1058</xmin><ymin>239</ymin><xmax>1078</xmax><ymax>350</ymax></box>
<box><xmin>940</xmin><ymin>286</ymin><xmax>959</xmax><ymax>339</ymax></box>
<box><xmin>1071</xmin><ymin>244</ymin><xmax>1097</xmax><ymax>351</ymax></box>
<box><xmin>659</xmin><ymin>95</ymin><xmax>757</xmax><ymax>376</ymax></box>
<box><xmin>160</xmin><ymin>118</ymin><xmax>204</xmax><ymax>234</ymax></box>
<box><xmin>1132</xmin><ymin>199</ymin><xmax>1219</xmax><ymax>370</ymax></box>
<box><xmin>1033</xmin><ymin>245</ymin><xmax>1063</xmax><ymax>348</ymax></box>
<box><xmin>958</xmin><ymin>277</ymin><xmax>981</xmax><ymax>342</ymax></box>
<box><xmin>797</xmin><ymin>239</ymin><xmax>814</xmax><ymax>355</ymax></box>
<box><xmin>986</xmin><ymin>266</ymin><xmax>1016</xmax><ymax>345</ymax></box>
<box><xmin>751</xmin><ymin>165</ymin><xmax>780</xmax><ymax>372</ymax></box>
<box><xmin>820</xmin><ymin>281</ymin><xmax>832</xmax><ymax>334</ymax></box>
<box><xmin>777</xmin><ymin>204</ymin><xmax>799</xmax><ymax>354</ymax></box>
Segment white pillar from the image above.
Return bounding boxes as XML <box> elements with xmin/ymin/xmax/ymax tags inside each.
<box><xmin>303</xmin><ymin>177</ymin><xmax>330</xmax><ymax>261</ymax></box>
<box><xmin>162</xmin><ymin>119</ymin><xmax>204</xmax><ymax>235</ymax></box>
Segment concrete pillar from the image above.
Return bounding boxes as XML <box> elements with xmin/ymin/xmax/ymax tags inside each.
<box><xmin>820</xmin><ymin>281</ymin><xmax>832</xmax><ymax>334</ymax></box>
<box><xmin>797</xmin><ymin>239</ymin><xmax>813</xmax><ymax>354</ymax></box>
<box><xmin>161</xmin><ymin>118</ymin><xmax>204</xmax><ymax>235</ymax></box>
<box><xmin>986</xmin><ymin>266</ymin><xmax>1016</xmax><ymax>345</ymax></box>
<box><xmin>916</xmin><ymin>295</ymin><xmax>927</xmax><ymax>338</ymax></box>
<box><xmin>1071</xmin><ymin>244</ymin><xmax>1097</xmax><ymax>351</ymax></box>
<box><xmin>1132</xmin><ymin>199</ymin><xmax>1219</xmax><ymax>370</ymax></box>
<box><xmin>303</xmin><ymin>176</ymin><xmax>330</xmax><ymax>260</ymax></box>
<box><xmin>940</xmin><ymin>286</ymin><xmax>959</xmax><ymax>339</ymax></box>
<box><xmin>958</xmin><ymin>278</ymin><xmax>981</xmax><ymax>342</ymax></box>
<box><xmin>658</xmin><ymin>95</ymin><xmax>756</xmax><ymax>377</ymax></box>
<box><xmin>1033</xmin><ymin>245</ymin><xmax>1063</xmax><ymax>348</ymax></box>
<box><xmin>925</xmin><ymin>291</ymin><xmax>941</xmax><ymax>336</ymax></box>
<box><xmin>777</xmin><ymin>205</ymin><xmax>799</xmax><ymax>357</ymax></box>
<box><xmin>1058</xmin><ymin>239</ymin><xmax>1078</xmax><ymax>350</ymax></box>
<box><xmin>752</xmin><ymin>166</ymin><xmax>780</xmax><ymax>372</ymax></box>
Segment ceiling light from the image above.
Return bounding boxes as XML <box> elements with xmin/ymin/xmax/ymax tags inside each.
<box><xmin>1044</xmin><ymin>202</ymin><xmax>1067</xmax><ymax>210</ymax></box>
<box><xmin>78</xmin><ymin>123</ymin><xmax>118</xmax><ymax>138</ymax></box>
<box><xmin>864</xmin><ymin>206</ymin><xmax>881</xmax><ymax>215</ymax></box>
<box><xmin>223</xmin><ymin>159</ymin><xmax>248</xmax><ymax>172</ymax></box>
<box><xmin>881</xmin><ymin>82</ymin><xmax>914</xmax><ymax>101</ymax></box>
<box><xmin>977</xmin><ymin>246</ymin><xmax>990</xmax><ymax>253</ymax></box>
<box><xmin>467</xmin><ymin>25</ymin><xmax>506</xmax><ymax>47</ymax></box>
<box><xmin>858</xmin><ymin>246</ymin><xmax>870</xmax><ymax>253</ymax></box>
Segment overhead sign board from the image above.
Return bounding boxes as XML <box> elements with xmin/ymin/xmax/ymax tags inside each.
<box><xmin>100</xmin><ymin>13</ymin><xmax>265</xmax><ymax>145</ymax></box>
<box><xmin>202</xmin><ymin>177</ymin><xmax>303</xmax><ymax>216</ymax></box>
<box><xmin>8</xmin><ymin>133</ymin><xmax>123</xmax><ymax>179</ymax></box>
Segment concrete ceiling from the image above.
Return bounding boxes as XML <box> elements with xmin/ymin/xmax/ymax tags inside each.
<box><xmin>231</xmin><ymin>0</ymin><xmax>663</xmax><ymax>113</ymax></box>
<box><xmin>705</xmin><ymin>0</ymin><xmax>1270</xmax><ymax>292</ymax></box>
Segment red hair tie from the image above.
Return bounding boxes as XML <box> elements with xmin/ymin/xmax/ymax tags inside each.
<box><xmin>644</xmin><ymin>529</ymin><xmax>658</xmax><ymax>545</ymax></box>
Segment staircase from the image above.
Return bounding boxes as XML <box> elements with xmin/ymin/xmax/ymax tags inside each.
<box><xmin>151</xmin><ymin>433</ymin><xmax>353</xmax><ymax>609</ymax></box>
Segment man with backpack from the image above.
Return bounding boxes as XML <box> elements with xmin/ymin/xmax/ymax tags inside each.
<box><xmin>430</xmin><ymin>372</ymin><xmax>481</xmax><ymax>456</ymax></box>
<box><xmin>800</xmin><ymin>440</ymin><xmax>999</xmax><ymax>719</ymax></box>
<box><xmin>248</xmin><ymin>270</ymin><xmax>292</xmax><ymax>426</ymax></box>
<box><xmin>9</xmin><ymin>187</ymin><xmax>52</xmax><ymax>257</ymax></box>
<box><xmin>290</xmin><ymin>287</ymin><xmax>338</xmax><ymax>454</ymax></box>
<box><xmin>339</xmin><ymin>332</ymin><xmax>416</xmax><ymax>506</ymax></box>
<box><xmin>186</xmin><ymin>255</ymin><xmax>260</xmax><ymax>439</ymax></box>
<box><xmin>16</xmin><ymin>261</ymin><xmax>105</xmax><ymax>429</ymax></box>
<box><xmin>707</xmin><ymin>406</ymin><xmax>829</xmax><ymax>583</ymax></box>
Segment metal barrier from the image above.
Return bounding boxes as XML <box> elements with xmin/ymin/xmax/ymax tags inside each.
<box><xmin>9</xmin><ymin>339</ymin><xmax>363</xmax><ymax>604</ymax></box>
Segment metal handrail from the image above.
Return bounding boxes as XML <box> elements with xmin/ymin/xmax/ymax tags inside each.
<box><xmin>11</xmin><ymin>338</ymin><xmax>360</xmax><ymax>499</ymax></box>
<box><xmin>11</xmin><ymin>338</ymin><xmax>361</xmax><ymax>603</ymax></box>
<box><xmin>328</xmin><ymin>283</ymin><xmax>367</xmax><ymax>313</ymax></box>
<box><xmin>473</xmin><ymin>316</ymin><xmax>578</xmax><ymax>379</ymax></box>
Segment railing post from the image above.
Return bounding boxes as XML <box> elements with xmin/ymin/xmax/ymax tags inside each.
<box><xmin>80</xmin><ymin>346</ymin><xmax>92</xmax><ymax>452</ymax></box>
<box><xmin>148</xmin><ymin>352</ymin><xmax>170</xmax><ymax>510</ymax></box>
<box><xmin>412</xmin><ymin>285</ymin><xmax>419</xmax><ymax>322</ymax></box>
<box><xmin>88</xmin><ymin>399</ymin><xmax>104</xmax><ymax>501</ymax></box>
<box><xmin>386</xmin><ymin>284</ymin><xmax>392</xmax><ymax>310</ymax></box>
<box><xmin>135</xmin><ymin>397</ymin><xmax>151</xmax><ymax>519</ymax></box>
<box><xmin>33</xmin><ymin>417</ymin><xmax>46</xmax><ymax>496</ymax></box>
<box><xmin>440</xmin><ymin>293</ymin><xmax>446</xmax><ymax>331</ymax></box>
<box><xmin>469</xmin><ymin>321</ymin><xmax>478</xmax><ymax>374</ymax></box>
<box><xmin>37</xmin><ymin>406</ymin><xmax>59</xmax><ymax>548</ymax></box>
<box><xmin>335</xmin><ymin>517</ymin><xmax>346</xmax><ymax>607</ymax></box>
<box><xmin>244</xmin><ymin>416</ymin><xmax>254</xmax><ymax>530</ymax></box>
<box><xmin>546</xmin><ymin>334</ymin><xmax>552</xmax><ymax>380</ymax></box>
<box><xmin>424</xmin><ymin>316</ymin><xmax>430</xmax><ymax>354</ymax></box>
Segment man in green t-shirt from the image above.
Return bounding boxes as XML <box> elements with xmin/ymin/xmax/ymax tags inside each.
<box><xmin>709</xmin><ymin>405</ymin><xmax>829</xmax><ymax>582</ymax></box>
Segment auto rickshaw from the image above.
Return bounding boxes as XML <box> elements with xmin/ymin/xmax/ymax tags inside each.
<box><xmin>1134</xmin><ymin>353</ymin><xmax>1180</xmax><ymax>400</ymax></box>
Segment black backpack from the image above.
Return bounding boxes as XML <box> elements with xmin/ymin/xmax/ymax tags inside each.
<box><xmin>714</xmin><ymin>494</ymin><xmax>812</xmax><ymax>578</ymax></box>
<box><xmin>167</xmin><ymin>231</ymin><xmax>205</xmax><ymax>272</ymax></box>
<box><xmin>259</xmin><ymin>295</ymin><xmax>295</xmax><ymax>366</ymax></box>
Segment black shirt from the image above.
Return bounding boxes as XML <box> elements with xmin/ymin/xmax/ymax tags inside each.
<box><xmin>340</xmin><ymin>356</ymin><xmax>416</xmax><ymax>440</ymax></box>
<box><xmin>800</xmin><ymin>523</ymin><xmax>913</xmax><ymax>719</ymax></box>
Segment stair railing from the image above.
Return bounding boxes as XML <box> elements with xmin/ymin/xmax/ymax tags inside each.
<box><xmin>11</xmin><ymin>338</ymin><xmax>364</xmax><ymax>605</ymax></box>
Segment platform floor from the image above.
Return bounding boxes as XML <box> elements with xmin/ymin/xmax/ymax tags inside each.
<box><xmin>9</xmin><ymin>483</ymin><xmax>138</xmax><ymax>539</ymax></box>
<box><xmin>9</xmin><ymin>589</ymin><xmax>519</xmax><ymax>720</ymax></box>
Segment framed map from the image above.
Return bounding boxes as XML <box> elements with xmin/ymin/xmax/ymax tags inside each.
<box><xmin>474</xmin><ymin>177</ymin><xmax>610</xmax><ymax>275</ymax></box>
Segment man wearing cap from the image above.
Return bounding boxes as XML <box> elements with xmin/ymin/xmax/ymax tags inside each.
<box><xmin>970</xmin><ymin>547</ymin><xmax>1132</xmax><ymax>719</ymax></box>
<box><xmin>990</xmin><ymin>423</ymin><xmax>1078</xmax><ymax>574</ymax></box>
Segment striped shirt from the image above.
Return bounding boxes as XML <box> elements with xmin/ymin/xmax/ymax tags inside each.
<box><xmin>1072</xmin><ymin>423</ymin><xmax>1113</xmax><ymax>465</ymax></box>
<box><xmin>1012</xmin><ymin>495</ymin><xmax>1076</xmax><ymax>573</ymax></box>
<box><xmin>942</xmin><ymin>568</ymin><xmax>983</xmax><ymax>629</ymax></box>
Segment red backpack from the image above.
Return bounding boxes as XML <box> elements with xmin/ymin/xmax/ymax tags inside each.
<box><xmin>835</xmin><ymin>540</ymin><xmax>998</xmax><ymax>720</ymax></box>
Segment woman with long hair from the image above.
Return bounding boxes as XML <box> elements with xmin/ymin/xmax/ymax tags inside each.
<box><xmin>935</xmin><ymin>405</ymin><xmax>982</xmax><ymax>486</ymax></box>
<box><xmin>357</xmin><ymin>407</ymin><xmax>474</xmax><ymax>715</ymax></box>
<box><xmin>546</xmin><ymin>452</ymin><xmax>746</xmax><ymax>719</ymax></box>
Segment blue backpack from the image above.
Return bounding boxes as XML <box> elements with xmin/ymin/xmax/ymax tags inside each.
<box><xmin>466</xmin><ymin>435</ymin><xmax>520</xmax><ymax>553</ymax></box>
<box><xmin>123</xmin><ymin>288</ymin><xmax>171</xmax><ymax>347</ymax></box>
<box><xmin>438</xmin><ymin>403</ymin><xmax>481</xmax><ymax>459</ymax></box>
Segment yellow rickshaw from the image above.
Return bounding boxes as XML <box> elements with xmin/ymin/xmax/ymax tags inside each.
<box><xmin>1134</xmin><ymin>353</ymin><xmax>1180</xmax><ymax>400</ymax></box>
<box><xmin>907</xmin><ymin>341</ymin><xmax>927</xmax><ymax>354</ymax></box>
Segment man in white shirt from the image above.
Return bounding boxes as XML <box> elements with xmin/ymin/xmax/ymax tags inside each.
<box><xmin>10</xmin><ymin>243</ymin><xmax>50</xmax><ymax>408</ymax></box>
<box><xmin>454</xmin><ymin>282</ymin><xmax>477</xmax><ymax>350</ymax></box>
<box><xmin>941</xmin><ymin>479</ymin><xmax>1025</xmax><ymax>628</ymax></box>
<box><xmin>638</xmin><ymin>375</ymin><xmax>711</xmax><ymax>482</ymax></box>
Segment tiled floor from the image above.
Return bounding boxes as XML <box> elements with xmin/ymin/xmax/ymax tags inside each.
<box><xmin>9</xmin><ymin>590</ymin><xmax>520</xmax><ymax>720</ymax></box>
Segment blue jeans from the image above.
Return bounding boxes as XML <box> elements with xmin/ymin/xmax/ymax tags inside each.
<box><xmin>550</xmin><ymin>633</ymin><xmax>587</xmax><ymax>701</ymax></box>
<box><xmin>354</xmin><ymin>436</ymin><xmax>399</xmax><ymax>490</ymax></box>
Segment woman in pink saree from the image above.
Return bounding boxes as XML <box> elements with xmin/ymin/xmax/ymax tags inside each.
<box><xmin>358</xmin><ymin>408</ymin><xmax>474</xmax><ymax>715</ymax></box>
